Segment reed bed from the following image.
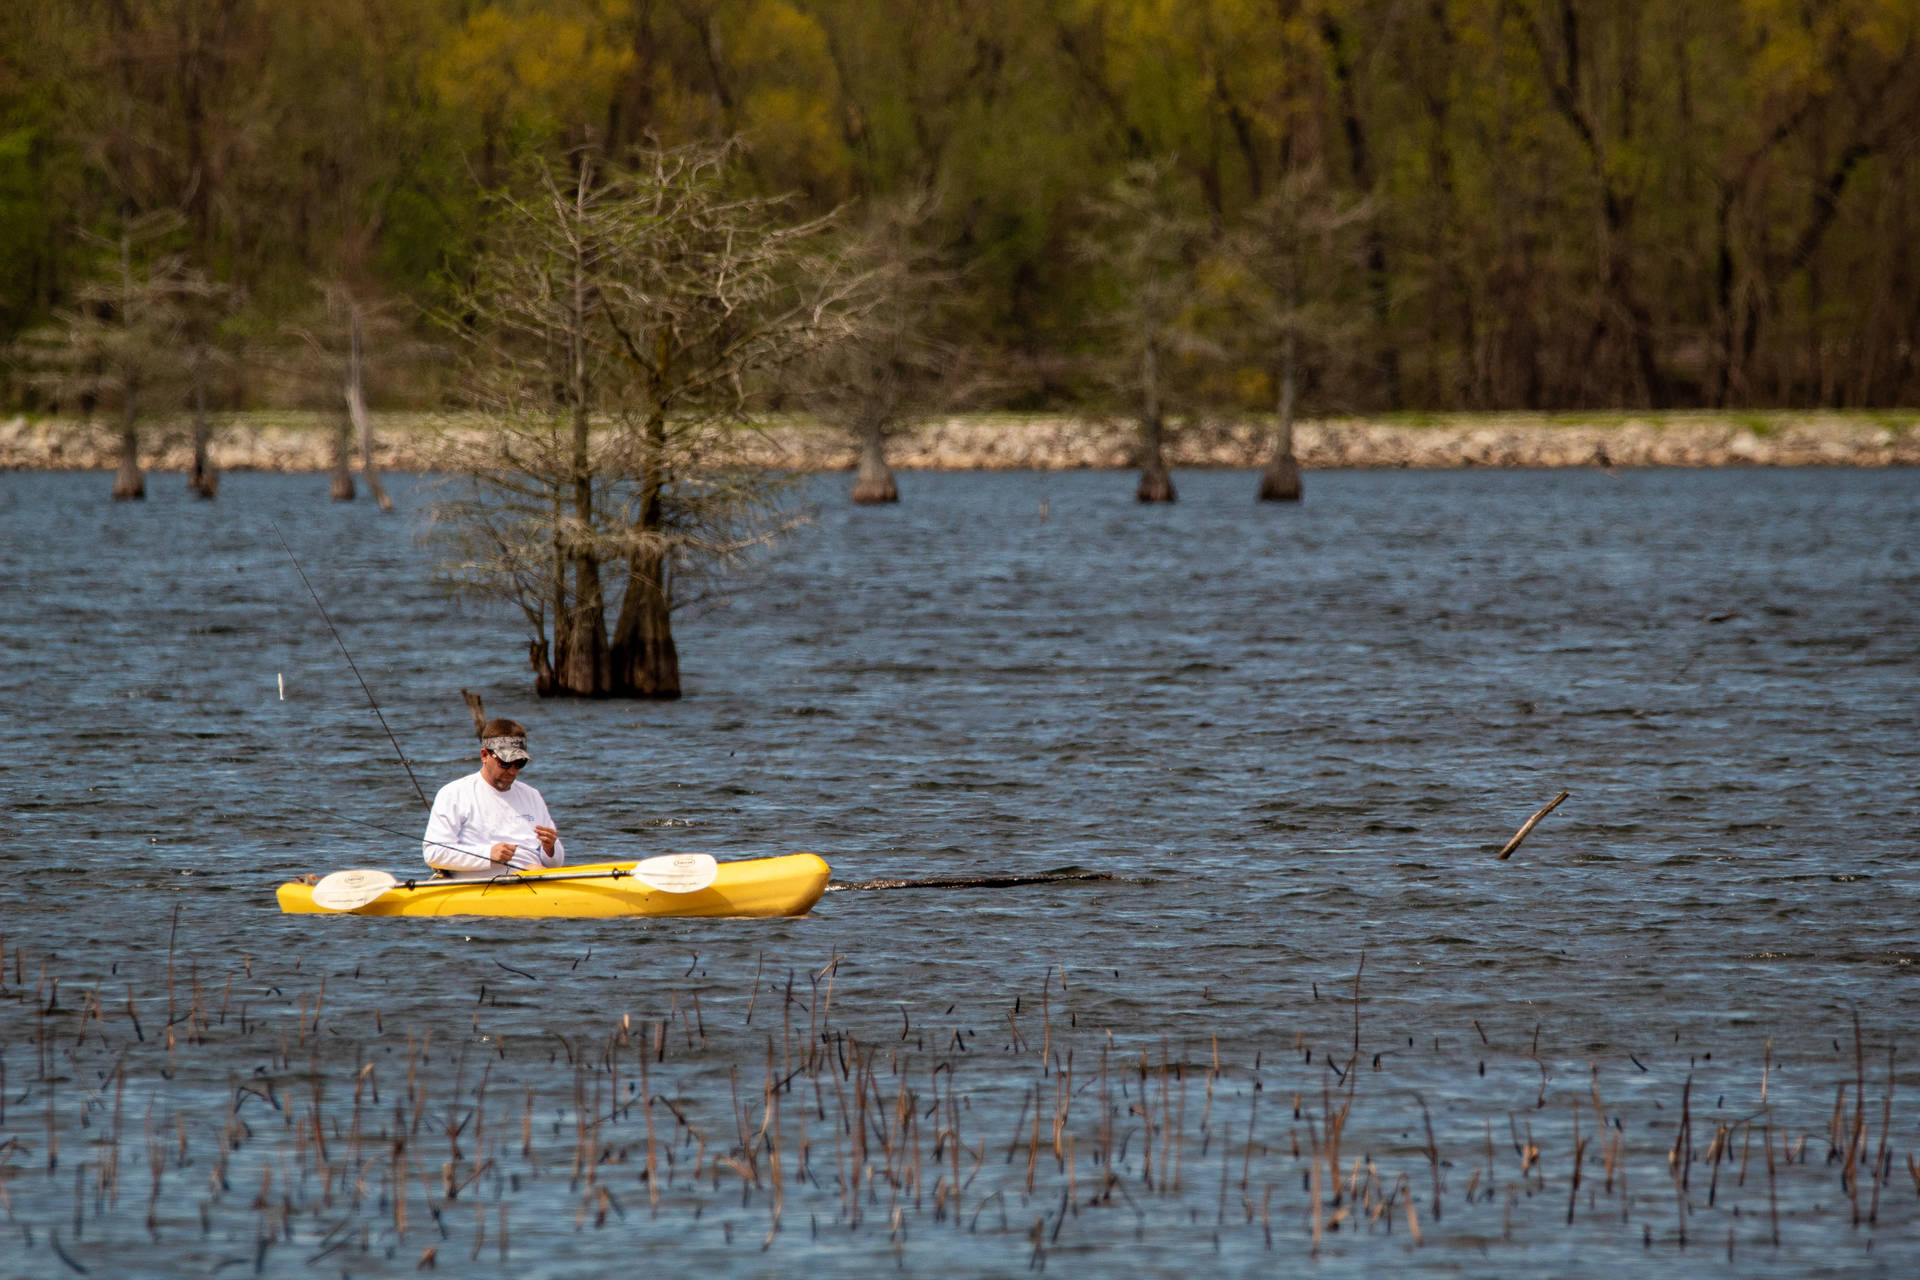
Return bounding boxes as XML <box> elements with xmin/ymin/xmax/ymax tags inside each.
<box><xmin>0</xmin><ymin>934</ymin><xmax>1911</xmax><ymax>1276</ymax></box>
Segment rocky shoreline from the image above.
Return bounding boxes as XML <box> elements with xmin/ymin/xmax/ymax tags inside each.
<box><xmin>3</xmin><ymin>411</ymin><xmax>1916</xmax><ymax>472</ymax></box>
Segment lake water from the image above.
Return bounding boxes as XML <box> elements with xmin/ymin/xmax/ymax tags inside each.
<box><xmin>2</xmin><ymin>465</ymin><xmax>1916</xmax><ymax>1276</ymax></box>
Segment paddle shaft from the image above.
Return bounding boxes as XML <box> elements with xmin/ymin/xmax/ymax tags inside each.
<box><xmin>399</xmin><ymin>867</ymin><xmax>641</xmax><ymax>891</ymax></box>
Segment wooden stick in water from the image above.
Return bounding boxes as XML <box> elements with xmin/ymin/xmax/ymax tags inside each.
<box><xmin>1496</xmin><ymin>790</ymin><xmax>1570</xmax><ymax>859</ymax></box>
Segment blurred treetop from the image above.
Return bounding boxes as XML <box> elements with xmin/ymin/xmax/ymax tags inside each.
<box><xmin>3</xmin><ymin>0</ymin><xmax>1916</xmax><ymax>413</ymax></box>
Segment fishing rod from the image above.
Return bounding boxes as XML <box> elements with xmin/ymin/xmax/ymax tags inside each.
<box><xmin>271</xmin><ymin>521</ymin><xmax>431</xmax><ymax>810</ymax></box>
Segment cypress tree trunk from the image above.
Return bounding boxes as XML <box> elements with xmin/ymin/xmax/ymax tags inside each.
<box><xmin>548</xmin><ymin>423</ymin><xmax>610</xmax><ymax>694</ymax></box>
<box><xmin>610</xmin><ymin>549</ymin><xmax>680</xmax><ymax>697</ymax></box>
<box><xmin>850</xmin><ymin>419</ymin><xmax>898</xmax><ymax>503</ymax></box>
<box><xmin>346</xmin><ymin>309</ymin><xmax>390</xmax><ymax>512</ymax></box>
<box><xmin>111</xmin><ymin>388</ymin><xmax>144</xmax><ymax>500</ymax></box>
<box><xmin>1135</xmin><ymin>338</ymin><xmax>1175</xmax><ymax>503</ymax></box>
<box><xmin>1258</xmin><ymin>330</ymin><xmax>1302</xmax><ymax>502</ymax></box>
<box><xmin>328</xmin><ymin>414</ymin><xmax>355</xmax><ymax>500</ymax></box>
<box><xmin>546</xmin><ymin>263</ymin><xmax>610</xmax><ymax>696</ymax></box>
<box><xmin>187</xmin><ymin>368</ymin><xmax>217</xmax><ymax>499</ymax></box>
<box><xmin>608</xmin><ymin>405</ymin><xmax>680</xmax><ymax>698</ymax></box>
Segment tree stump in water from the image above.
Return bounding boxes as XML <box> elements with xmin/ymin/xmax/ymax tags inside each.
<box><xmin>1258</xmin><ymin>405</ymin><xmax>1302</xmax><ymax>501</ymax></box>
<box><xmin>111</xmin><ymin>417</ymin><xmax>144</xmax><ymax>500</ymax></box>
<box><xmin>850</xmin><ymin>435</ymin><xmax>898</xmax><ymax>503</ymax></box>
<box><xmin>1258</xmin><ymin>451</ymin><xmax>1301</xmax><ymax>501</ymax></box>
<box><xmin>1136</xmin><ymin>463</ymin><xmax>1176</xmax><ymax>503</ymax></box>
<box><xmin>111</xmin><ymin>457</ymin><xmax>145</xmax><ymax>500</ymax></box>
<box><xmin>188</xmin><ymin>422</ymin><xmax>218</xmax><ymax>499</ymax></box>
<box><xmin>329</xmin><ymin>416</ymin><xmax>355</xmax><ymax>500</ymax></box>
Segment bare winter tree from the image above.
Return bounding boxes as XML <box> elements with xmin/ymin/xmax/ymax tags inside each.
<box><xmin>14</xmin><ymin>216</ymin><xmax>222</xmax><ymax>499</ymax></box>
<box><xmin>1221</xmin><ymin>171</ymin><xmax>1372</xmax><ymax>502</ymax></box>
<box><xmin>1078</xmin><ymin>161</ymin><xmax>1218</xmax><ymax>503</ymax></box>
<box><xmin>794</xmin><ymin>193</ymin><xmax>955</xmax><ymax>504</ymax></box>
<box><xmin>432</xmin><ymin>144</ymin><xmax>867</xmax><ymax>699</ymax></box>
<box><xmin>283</xmin><ymin>285</ymin><xmax>416</xmax><ymax>509</ymax></box>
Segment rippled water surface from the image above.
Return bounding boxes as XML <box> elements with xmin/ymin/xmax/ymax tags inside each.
<box><xmin>3</xmin><ymin>466</ymin><xmax>1917</xmax><ymax>1277</ymax></box>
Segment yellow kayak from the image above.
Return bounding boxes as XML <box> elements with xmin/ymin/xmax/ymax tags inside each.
<box><xmin>277</xmin><ymin>854</ymin><xmax>830</xmax><ymax>919</ymax></box>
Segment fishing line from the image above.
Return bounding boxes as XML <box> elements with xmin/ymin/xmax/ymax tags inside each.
<box><xmin>271</xmin><ymin>521</ymin><xmax>430</xmax><ymax>809</ymax></box>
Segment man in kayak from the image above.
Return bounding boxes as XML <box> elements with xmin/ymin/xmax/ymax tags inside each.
<box><xmin>422</xmin><ymin>718</ymin><xmax>566</xmax><ymax>875</ymax></box>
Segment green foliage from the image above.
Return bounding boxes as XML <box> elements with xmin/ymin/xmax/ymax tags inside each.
<box><xmin>3</xmin><ymin>0</ymin><xmax>1917</xmax><ymax>412</ymax></box>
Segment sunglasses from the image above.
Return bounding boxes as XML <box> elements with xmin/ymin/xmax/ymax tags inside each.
<box><xmin>489</xmin><ymin>754</ymin><xmax>529</xmax><ymax>770</ymax></box>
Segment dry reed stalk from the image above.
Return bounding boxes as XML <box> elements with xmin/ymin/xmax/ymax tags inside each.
<box><xmin>392</xmin><ymin>1139</ymin><xmax>407</xmax><ymax>1238</ymax></box>
<box><xmin>1839</xmin><ymin>1036</ymin><xmax>1867</xmax><ymax>1226</ymax></box>
<box><xmin>1216</xmin><ymin>1118</ymin><xmax>1232</xmax><ymax>1224</ymax></box>
<box><xmin>1706</xmin><ymin>1123</ymin><xmax>1728</xmax><ymax>1206</ymax></box>
<box><xmin>764</xmin><ymin>1046</ymin><xmax>785</xmax><ymax>1246</ymax></box>
<box><xmin>45</xmin><ymin>1070</ymin><xmax>58</xmax><ymax>1174</ymax></box>
<box><xmin>1241</xmin><ymin>1077</ymin><xmax>1260</xmax><ymax>1192</ymax></box>
<box><xmin>164</xmin><ymin>906</ymin><xmax>178</xmax><ymax>1025</ymax></box>
<box><xmin>804</xmin><ymin>968</ymin><xmax>823</xmax><ymax>1071</ymax></box>
<box><xmin>1051</xmin><ymin>1067</ymin><xmax>1067</xmax><ymax>1164</ymax></box>
<box><xmin>1066</xmin><ymin>1131</ymin><xmax>1077</xmax><ymax>1215</ymax></box>
<box><xmin>72</xmin><ymin>987</ymin><xmax>95</xmax><ymax>1050</ymax></box>
<box><xmin>1156</xmin><ymin>1043</ymin><xmax>1174</xmax><ymax>1192</ymax></box>
<box><xmin>568</xmin><ymin>1061</ymin><xmax>587</xmax><ymax>1184</ymax></box>
<box><xmin>1567</xmin><ymin>1101</ymin><xmax>1586</xmax><ymax>1224</ymax></box>
<box><xmin>639</xmin><ymin>1044</ymin><xmax>659</xmax><ymax>1211</ymax></box>
<box><xmin>1172</xmin><ymin>1056</ymin><xmax>1187</xmax><ymax>1193</ymax></box>
<box><xmin>1868</xmin><ymin>1045</ymin><xmax>1893</xmax><ymax>1225</ymax></box>
<box><xmin>1309</xmin><ymin>1144</ymin><xmax>1323</xmax><ymax>1257</ymax></box>
<box><xmin>782</xmin><ymin>971</ymin><xmax>795</xmax><ymax>1087</ymax></box>
<box><xmin>947</xmin><ymin>1074</ymin><xmax>963</xmax><ymax>1226</ymax></box>
<box><xmin>1026</xmin><ymin>1087</ymin><xmax>1040</xmax><ymax>1194</ymax></box>
<box><xmin>1323</xmin><ymin>1083</ymin><xmax>1348</xmax><ymax>1205</ymax></box>
<box><xmin>1041</xmin><ymin>985</ymin><xmax>1051</xmax><ymax>1073</ymax></box>
<box><xmin>1351</xmin><ymin>952</ymin><xmax>1365</xmax><ymax>1064</ymax></box>
<box><xmin>1764</xmin><ymin>1113</ymin><xmax>1779</xmax><ymax>1246</ymax></box>
<box><xmin>746</xmin><ymin>951</ymin><xmax>764</xmax><ymax>1025</ymax></box>
<box><xmin>1004</xmin><ymin>1083</ymin><xmax>1031</xmax><ymax>1163</ymax></box>
<box><xmin>1419</xmin><ymin>1096</ymin><xmax>1442</xmax><ymax>1220</ymax></box>
<box><xmin>1672</xmin><ymin>1143</ymin><xmax>1688</xmax><ymax>1247</ymax></box>
<box><xmin>1672</xmin><ymin>1070</ymin><xmax>1700</xmax><ymax>1194</ymax></box>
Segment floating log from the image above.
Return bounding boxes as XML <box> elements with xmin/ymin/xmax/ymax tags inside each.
<box><xmin>828</xmin><ymin>869</ymin><xmax>1119</xmax><ymax>892</ymax></box>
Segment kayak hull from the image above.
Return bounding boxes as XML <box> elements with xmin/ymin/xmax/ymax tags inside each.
<box><xmin>277</xmin><ymin>854</ymin><xmax>830</xmax><ymax>919</ymax></box>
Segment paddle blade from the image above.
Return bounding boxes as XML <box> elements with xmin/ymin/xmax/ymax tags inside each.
<box><xmin>631</xmin><ymin>853</ymin><xmax>718</xmax><ymax>895</ymax></box>
<box><xmin>312</xmin><ymin>868</ymin><xmax>399</xmax><ymax>911</ymax></box>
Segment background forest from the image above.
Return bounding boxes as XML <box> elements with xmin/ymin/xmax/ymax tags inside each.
<box><xmin>2</xmin><ymin>0</ymin><xmax>1917</xmax><ymax>419</ymax></box>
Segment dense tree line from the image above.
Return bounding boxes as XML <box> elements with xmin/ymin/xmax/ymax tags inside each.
<box><xmin>4</xmin><ymin>0</ymin><xmax>1917</xmax><ymax>417</ymax></box>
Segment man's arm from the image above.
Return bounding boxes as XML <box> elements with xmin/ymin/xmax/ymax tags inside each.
<box><xmin>530</xmin><ymin>793</ymin><xmax>565</xmax><ymax>868</ymax></box>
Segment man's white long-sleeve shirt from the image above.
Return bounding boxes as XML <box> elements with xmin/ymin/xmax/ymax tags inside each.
<box><xmin>423</xmin><ymin>771</ymin><xmax>565</xmax><ymax>874</ymax></box>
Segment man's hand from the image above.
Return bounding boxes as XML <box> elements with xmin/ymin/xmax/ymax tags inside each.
<box><xmin>489</xmin><ymin>841</ymin><xmax>520</xmax><ymax>867</ymax></box>
<box><xmin>534</xmin><ymin>825</ymin><xmax>558</xmax><ymax>856</ymax></box>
